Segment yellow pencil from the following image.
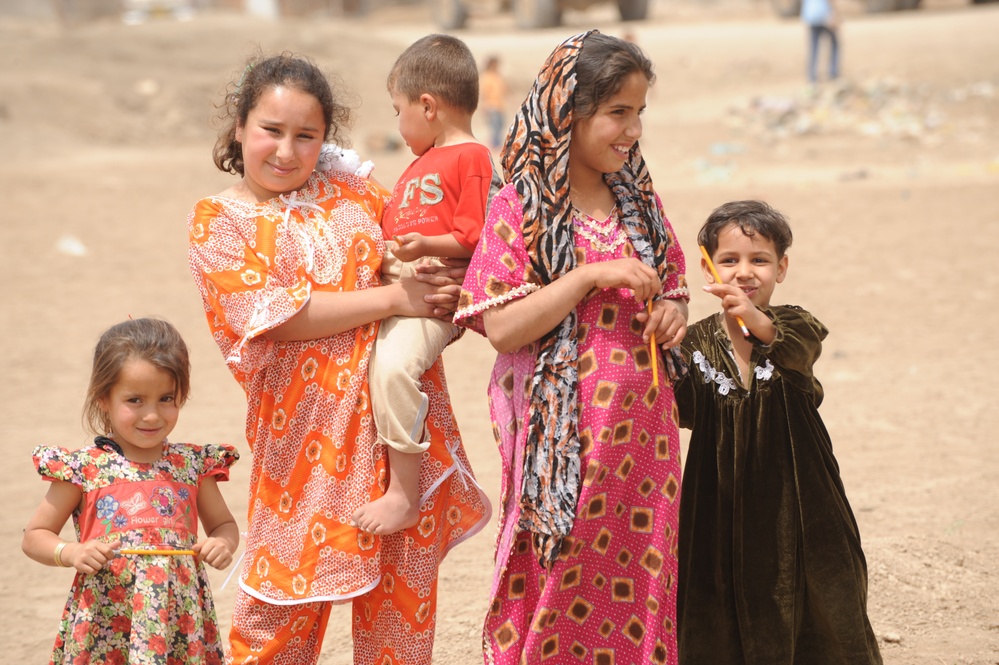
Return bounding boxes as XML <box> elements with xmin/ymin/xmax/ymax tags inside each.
<box><xmin>698</xmin><ymin>245</ymin><xmax>750</xmax><ymax>338</ymax></box>
<box><xmin>120</xmin><ymin>549</ymin><xmax>196</xmax><ymax>556</ymax></box>
<box><xmin>648</xmin><ymin>299</ymin><xmax>659</xmax><ymax>388</ymax></box>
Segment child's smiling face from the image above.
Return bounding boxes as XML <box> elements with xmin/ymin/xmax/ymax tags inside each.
<box><xmin>235</xmin><ymin>84</ymin><xmax>326</xmax><ymax>201</ymax></box>
<box><xmin>568</xmin><ymin>71</ymin><xmax>648</xmax><ymax>183</ymax></box>
<box><xmin>704</xmin><ymin>223</ymin><xmax>788</xmax><ymax>309</ymax></box>
<box><xmin>99</xmin><ymin>358</ymin><xmax>180</xmax><ymax>463</ymax></box>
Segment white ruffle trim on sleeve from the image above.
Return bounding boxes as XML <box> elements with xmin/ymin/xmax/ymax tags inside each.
<box><xmin>455</xmin><ymin>283</ymin><xmax>540</xmax><ymax>323</ymax></box>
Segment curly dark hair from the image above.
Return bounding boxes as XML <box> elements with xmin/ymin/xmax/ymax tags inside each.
<box><xmin>213</xmin><ymin>52</ymin><xmax>352</xmax><ymax>176</ymax></box>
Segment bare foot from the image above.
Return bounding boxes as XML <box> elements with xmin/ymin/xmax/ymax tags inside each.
<box><xmin>350</xmin><ymin>492</ymin><xmax>420</xmax><ymax>535</ymax></box>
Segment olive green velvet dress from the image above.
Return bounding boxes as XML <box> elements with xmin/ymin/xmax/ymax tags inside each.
<box><xmin>674</xmin><ymin>306</ymin><xmax>882</xmax><ymax>664</ymax></box>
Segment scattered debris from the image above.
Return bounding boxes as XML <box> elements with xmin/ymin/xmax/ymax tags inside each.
<box><xmin>728</xmin><ymin>77</ymin><xmax>999</xmax><ymax>145</ymax></box>
<box><xmin>56</xmin><ymin>235</ymin><xmax>88</xmax><ymax>257</ymax></box>
<box><xmin>122</xmin><ymin>0</ymin><xmax>195</xmax><ymax>25</ymax></box>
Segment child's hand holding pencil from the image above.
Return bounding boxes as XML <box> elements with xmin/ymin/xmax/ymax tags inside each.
<box><xmin>699</xmin><ymin>245</ymin><xmax>751</xmax><ymax>338</ymax></box>
<box><xmin>641</xmin><ymin>298</ymin><xmax>689</xmax><ymax>388</ymax></box>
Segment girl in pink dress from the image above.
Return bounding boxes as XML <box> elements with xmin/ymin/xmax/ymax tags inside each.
<box><xmin>455</xmin><ymin>31</ymin><xmax>690</xmax><ymax>665</ymax></box>
<box><xmin>22</xmin><ymin>317</ymin><xmax>239</xmax><ymax>665</ymax></box>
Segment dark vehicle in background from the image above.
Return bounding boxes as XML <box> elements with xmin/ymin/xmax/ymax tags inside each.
<box><xmin>433</xmin><ymin>0</ymin><xmax>648</xmax><ymax>29</ymax></box>
<box><xmin>771</xmin><ymin>0</ymin><xmax>995</xmax><ymax>16</ymax></box>
<box><xmin>433</xmin><ymin>0</ymin><xmax>999</xmax><ymax>30</ymax></box>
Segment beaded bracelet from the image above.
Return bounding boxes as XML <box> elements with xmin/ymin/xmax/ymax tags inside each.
<box><xmin>53</xmin><ymin>542</ymin><xmax>68</xmax><ymax>568</ymax></box>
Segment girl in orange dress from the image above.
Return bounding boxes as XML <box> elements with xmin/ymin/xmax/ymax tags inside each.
<box><xmin>187</xmin><ymin>53</ymin><xmax>490</xmax><ymax>665</ymax></box>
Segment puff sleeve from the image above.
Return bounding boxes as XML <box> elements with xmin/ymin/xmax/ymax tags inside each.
<box><xmin>200</xmin><ymin>443</ymin><xmax>239</xmax><ymax>482</ymax></box>
<box><xmin>32</xmin><ymin>445</ymin><xmax>84</xmax><ymax>486</ymax></box>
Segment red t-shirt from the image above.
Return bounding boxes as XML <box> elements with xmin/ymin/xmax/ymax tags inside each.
<box><xmin>382</xmin><ymin>143</ymin><xmax>495</xmax><ymax>252</ymax></box>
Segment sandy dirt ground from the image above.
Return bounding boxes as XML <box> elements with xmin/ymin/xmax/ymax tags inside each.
<box><xmin>1</xmin><ymin>0</ymin><xmax>998</xmax><ymax>662</ymax></box>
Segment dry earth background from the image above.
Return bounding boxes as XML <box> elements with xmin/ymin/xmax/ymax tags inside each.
<box><xmin>1</xmin><ymin>0</ymin><xmax>997</xmax><ymax>662</ymax></box>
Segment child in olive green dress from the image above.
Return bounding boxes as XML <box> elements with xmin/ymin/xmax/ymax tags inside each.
<box><xmin>674</xmin><ymin>200</ymin><xmax>882</xmax><ymax>665</ymax></box>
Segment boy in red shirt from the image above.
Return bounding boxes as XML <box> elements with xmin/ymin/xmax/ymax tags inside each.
<box><xmin>351</xmin><ymin>34</ymin><xmax>499</xmax><ymax>535</ymax></box>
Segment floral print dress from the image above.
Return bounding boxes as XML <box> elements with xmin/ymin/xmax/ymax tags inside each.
<box><xmin>188</xmin><ymin>168</ymin><xmax>491</xmax><ymax>664</ymax></box>
<box><xmin>32</xmin><ymin>440</ymin><xmax>238</xmax><ymax>665</ymax></box>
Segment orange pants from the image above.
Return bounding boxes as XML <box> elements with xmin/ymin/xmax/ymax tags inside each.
<box><xmin>228</xmin><ymin>593</ymin><xmax>332</xmax><ymax>664</ymax></box>
<box><xmin>228</xmin><ymin>568</ymin><xmax>440</xmax><ymax>665</ymax></box>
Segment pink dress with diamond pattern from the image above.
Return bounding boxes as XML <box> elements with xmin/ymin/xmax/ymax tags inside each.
<box><xmin>456</xmin><ymin>183</ymin><xmax>688</xmax><ymax>665</ymax></box>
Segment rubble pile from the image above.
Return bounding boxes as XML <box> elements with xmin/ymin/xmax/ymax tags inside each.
<box><xmin>729</xmin><ymin>78</ymin><xmax>997</xmax><ymax>144</ymax></box>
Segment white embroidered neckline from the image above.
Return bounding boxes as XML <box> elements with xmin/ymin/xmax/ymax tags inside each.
<box><xmin>691</xmin><ymin>350</ymin><xmax>774</xmax><ymax>395</ymax></box>
<box><xmin>754</xmin><ymin>358</ymin><xmax>774</xmax><ymax>381</ymax></box>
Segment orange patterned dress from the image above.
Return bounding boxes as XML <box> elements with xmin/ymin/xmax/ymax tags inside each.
<box><xmin>188</xmin><ymin>169</ymin><xmax>490</xmax><ymax>664</ymax></box>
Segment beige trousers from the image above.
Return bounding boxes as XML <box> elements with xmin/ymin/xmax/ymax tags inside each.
<box><xmin>369</xmin><ymin>247</ymin><xmax>457</xmax><ymax>454</ymax></box>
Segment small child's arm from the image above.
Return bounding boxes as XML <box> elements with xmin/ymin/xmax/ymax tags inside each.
<box><xmin>22</xmin><ymin>481</ymin><xmax>120</xmax><ymax>574</ymax></box>
<box><xmin>194</xmin><ymin>477</ymin><xmax>239</xmax><ymax>570</ymax></box>
<box><xmin>753</xmin><ymin>306</ymin><xmax>828</xmax><ymax>380</ymax></box>
<box><xmin>392</xmin><ymin>156</ymin><xmax>490</xmax><ymax>264</ymax></box>
<box><xmin>392</xmin><ymin>232</ymin><xmax>474</xmax><ymax>263</ymax></box>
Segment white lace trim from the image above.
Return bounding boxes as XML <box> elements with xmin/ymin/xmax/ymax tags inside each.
<box><xmin>573</xmin><ymin>207</ymin><xmax>628</xmax><ymax>253</ymax></box>
<box><xmin>572</xmin><ymin>205</ymin><xmax>618</xmax><ymax>234</ymax></box>
<box><xmin>691</xmin><ymin>350</ymin><xmax>774</xmax><ymax>396</ymax></box>
<box><xmin>226</xmin><ymin>290</ymin><xmax>296</xmax><ymax>367</ymax></box>
<box><xmin>755</xmin><ymin>358</ymin><xmax>774</xmax><ymax>381</ymax></box>
<box><xmin>691</xmin><ymin>350</ymin><xmax>739</xmax><ymax>396</ymax></box>
<box><xmin>455</xmin><ymin>283</ymin><xmax>540</xmax><ymax>322</ymax></box>
<box><xmin>575</xmin><ymin>226</ymin><xmax>628</xmax><ymax>253</ymax></box>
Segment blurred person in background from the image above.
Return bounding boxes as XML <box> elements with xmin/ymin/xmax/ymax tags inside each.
<box><xmin>479</xmin><ymin>55</ymin><xmax>509</xmax><ymax>152</ymax></box>
<box><xmin>801</xmin><ymin>0</ymin><xmax>840</xmax><ymax>86</ymax></box>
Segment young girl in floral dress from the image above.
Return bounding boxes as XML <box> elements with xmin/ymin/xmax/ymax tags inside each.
<box><xmin>22</xmin><ymin>317</ymin><xmax>240</xmax><ymax>665</ymax></box>
<box><xmin>455</xmin><ymin>31</ymin><xmax>689</xmax><ymax>665</ymax></box>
